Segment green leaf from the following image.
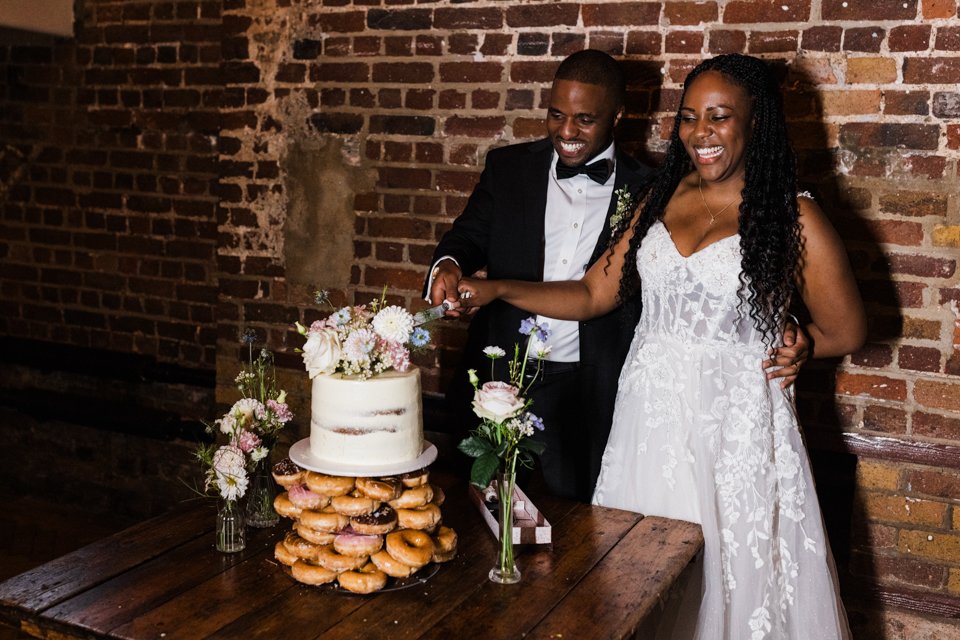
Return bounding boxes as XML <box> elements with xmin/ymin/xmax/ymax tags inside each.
<box><xmin>518</xmin><ymin>438</ymin><xmax>546</xmax><ymax>456</ymax></box>
<box><xmin>470</xmin><ymin>452</ymin><xmax>500</xmax><ymax>488</ymax></box>
<box><xmin>458</xmin><ymin>436</ymin><xmax>494</xmax><ymax>458</ymax></box>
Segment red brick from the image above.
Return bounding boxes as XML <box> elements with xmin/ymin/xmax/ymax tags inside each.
<box><xmin>377</xmin><ymin>167</ymin><xmax>431</xmax><ymax>190</ymax></box>
<box><xmin>415</xmin><ymin>35</ymin><xmax>442</xmax><ymax>56</ymax></box>
<box><xmin>906</xmin><ymin>469</ymin><xmax>960</xmax><ymax>500</ymax></box>
<box><xmin>841</xmin><ymin>123</ymin><xmax>939</xmax><ymax>151</ymax></box>
<box><xmin>435</xmin><ymin>170</ymin><xmax>482</xmax><ymax>194</ymax></box>
<box><xmin>878</xmin><ymin>192</ymin><xmax>948</xmax><ymax>218</ymax></box>
<box><xmin>364</xmin><ymin>266</ymin><xmax>425</xmax><ymax>292</ymax></box>
<box><xmin>587</xmin><ymin>32</ymin><xmax>625</xmax><ymax>55</ymax></box>
<box><xmin>945</xmin><ymin>124</ymin><xmax>960</xmax><ymax>149</ymax></box>
<box><xmin>481</xmin><ymin>34</ymin><xmax>512</xmax><ymax>56</ymax></box>
<box><xmin>438</xmin><ymin>90</ymin><xmax>466</xmax><ymax>110</ymax></box>
<box><xmin>708</xmin><ymin>30</ymin><xmax>747</xmax><ymax>54</ymax></box>
<box><xmin>372</xmin><ymin>62</ymin><xmax>433</xmax><ymax>83</ymax></box>
<box><xmin>862</xmin><ymin>405</ymin><xmax>907</xmax><ymax>434</ymax></box>
<box><xmin>384</xmin><ymin>36</ymin><xmax>411</xmax><ymax>57</ymax></box>
<box><xmin>903</xmin><ymin>317</ymin><xmax>942</xmax><ymax>340</ymax></box>
<box><xmin>801</xmin><ymin>25</ymin><xmax>842</xmax><ymax>52</ymax></box>
<box><xmin>369</xmin><ymin>115</ymin><xmax>434</xmax><ymax>136</ymax></box>
<box><xmin>665</xmin><ymin>31</ymin><xmax>703</xmax><ymax>54</ymax></box>
<box><xmin>915</xmin><ymin>380</ymin><xmax>960</xmax><ymax>412</ymax></box>
<box><xmin>582</xmin><ymin>2</ymin><xmax>661</xmax><ymax>26</ymax></box>
<box><xmin>433</xmin><ymin>7</ymin><xmax>503</xmax><ymax>30</ymax></box>
<box><xmin>885</xmin><ymin>254</ymin><xmax>957</xmax><ymax>279</ymax></box>
<box><xmin>439</xmin><ymin>62</ymin><xmax>503</xmax><ymax>83</ymax></box>
<box><xmin>443</xmin><ymin>116</ymin><xmax>505</xmax><ymax>138</ymax></box>
<box><xmin>913</xmin><ymin>412</ymin><xmax>960</xmax><ymax>440</ymax></box>
<box><xmin>835</xmin><ymin>372</ymin><xmax>907</xmax><ymax>401</ymax></box>
<box><xmin>384</xmin><ymin>140</ymin><xmax>412</xmax><ymax>161</ymax></box>
<box><xmin>935</xmin><ymin>26</ymin><xmax>960</xmax><ymax>50</ymax></box>
<box><xmin>823</xmin><ymin>0</ymin><xmax>917</xmax><ymax>20</ymax></box>
<box><xmin>904</xmin><ymin>57</ymin><xmax>960</xmax><ymax>84</ymax></box>
<box><xmin>415</xmin><ymin>142</ymin><xmax>443</xmax><ymax>164</ymax></box>
<box><xmin>512</xmin><ymin>118</ymin><xmax>545</xmax><ymax>139</ymax></box>
<box><xmin>314</xmin><ymin>62</ymin><xmax>368</xmax><ymax>82</ymax></box>
<box><xmin>898</xmin><ymin>345</ymin><xmax>942</xmax><ymax>373</ymax></box>
<box><xmin>312</xmin><ymin>10</ymin><xmax>365</xmax><ymax>33</ymax></box>
<box><xmin>890</xmin><ymin>25</ymin><xmax>933</xmax><ymax>51</ymax></box>
<box><xmin>851</xmin><ymin>343</ymin><xmax>894</xmax><ymax>368</ymax></box>
<box><xmin>844</xmin><ymin>27</ymin><xmax>886</xmax><ymax>53</ymax></box>
<box><xmin>923</xmin><ymin>0</ymin><xmax>958</xmax><ymax>18</ymax></box>
<box><xmin>366</xmin><ymin>9</ymin><xmax>432</xmax><ymax>31</ymax></box>
<box><xmin>510</xmin><ymin>61</ymin><xmax>559</xmax><ymax>84</ymax></box>
<box><xmin>749</xmin><ymin>30</ymin><xmax>798</xmax><ymax>53</ymax></box>
<box><xmin>366</xmin><ymin>216</ymin><xmax>432</xmax><ymax>240</ymax></box>
<box><xmin>851</xmin><ymin>552</ymin><xmax>947</xmax><ymax>590</ymax></box>
<box><xmin>405</xmin><ymin>89</ymin><xmax>434</xmax><ymax>110</ymax></box>
<box><xmin>626</xmin><ymin>31</ymin><xmax>662</xmax><ymax>54</ymax></box>
<box><xmin>859</xmin><ymin>220</ymin><xmax>924</xmax><ymax>246</ymax></box>
<box><xmin>665</xmin><ymin>1</ymin><xmax>718</xmax><ymax>25</ymax></box>
<box><xmin>551</xmin><ymin>32</ymin><xmax>588</xmax><ymax>57</ymax></box>
<box><xmin>471</xmin><ymin>89</ymin><xmax>500</xmax><ymax>110</ymax></box>
<box><xmin>725</xmin><ymin>0</ymin><xmax>810</xmax><ymax>22</ymax></box>
<box><xmin>447</xmin><ymin>34</ymin><xmax>477</xmax><ymax>55</ymax></box>
<box><xmin>506</xmin><ymin>4</ymin><xmax>579</xmax><ymax>28</ymax></box>
<box><xmin>884</xmin><ymin>90</ymin><xmax>930</xmax><ymax>116</ymax></box>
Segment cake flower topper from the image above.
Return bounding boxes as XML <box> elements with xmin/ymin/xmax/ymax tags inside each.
<box><xmin>195</xmin><ymin>330</ymin><xmax>294</xmax><ymax>501</ymax></box>
<box><xmin>457</xmin><ymin>317</ymin><xmax>550</xmax><ymax>489</ymax></box>
<box><xmin>295</xmin><ymin>288</ymin><xmax>432</xmax><ymax>381</ymax></box>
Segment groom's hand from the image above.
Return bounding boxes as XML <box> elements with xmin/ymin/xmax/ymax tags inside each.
<box><xmin>763</xmin><ymin>322</ymin><xmax>809</xmax><ymax>389</ymax></box>
<box><xmin>430</xmin><ymin>260</ymin><xmax>469</xmax><ymax>318</ymax></box>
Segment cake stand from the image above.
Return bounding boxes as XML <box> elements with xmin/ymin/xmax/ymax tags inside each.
<box><xmin>288</xmin><ymin>438</ymin><xmax>438</xmax><ymax>477</ymax></box>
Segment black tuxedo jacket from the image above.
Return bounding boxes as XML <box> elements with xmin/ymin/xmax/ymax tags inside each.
<box><xmin>426</xmin><ymin>138</ymin><xmax>652</xmax><ymax>439</ymax></box>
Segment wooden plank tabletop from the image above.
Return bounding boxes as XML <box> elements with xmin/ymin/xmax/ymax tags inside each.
<box><xmin>0</xmin><ymin>475</ymin><xmax>703</xmax><ymax>640</ymax></box>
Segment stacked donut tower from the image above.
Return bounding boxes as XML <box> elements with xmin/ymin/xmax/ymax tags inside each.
<box><xmin>270</xmin><ymin>458</ymin><xmax>458</xmax><ymax>594</ymax></box>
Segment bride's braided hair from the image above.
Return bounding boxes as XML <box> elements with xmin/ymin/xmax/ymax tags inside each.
<box><xmin>610</xmin><ymin>54</ymin><xmax>802</xmax><ymax>346</ymax></box>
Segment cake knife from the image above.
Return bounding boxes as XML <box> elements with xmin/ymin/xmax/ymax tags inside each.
<box><xmin>412</xmin><ymin>299</ymin><xmax>458</xmax><ymax>326</ymax></box>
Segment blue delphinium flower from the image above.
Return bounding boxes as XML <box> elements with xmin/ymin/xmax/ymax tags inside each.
<box><xmin>519</xmin><ymin>317</ymin><xmax>550</xmax><ymax>343</ymax></box>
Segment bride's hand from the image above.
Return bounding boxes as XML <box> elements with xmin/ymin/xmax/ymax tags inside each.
<box><xmin>457</xmin><ymin>277</ymin><xmax>501</xmax><ymax>309</ymax></box>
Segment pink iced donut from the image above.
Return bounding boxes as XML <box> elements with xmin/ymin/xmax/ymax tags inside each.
<box><xmin>288</xmin><ymin>483</ymin><xmax>330</xmax><ymax>510</ymax></box>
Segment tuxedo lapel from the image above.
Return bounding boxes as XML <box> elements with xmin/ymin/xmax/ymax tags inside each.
<box><xmin>522</xmin><ymin>141</ymin><xmax>553</xmax><ymax>280</ymax></box>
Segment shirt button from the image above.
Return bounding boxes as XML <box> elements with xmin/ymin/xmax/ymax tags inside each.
<box><xmin>573</xmin><ymin>222</ymin><xmax>579</xmax><ymax>228</ymax></box>
<box><xmin>577</xmin><ymin>188</ymin><xmax>583</xmax><ymax>194</ymax></box>
<box><xmin>562</xmin><ymin>259</ymin><xmax>568</xmax><ymax>265</ymax></box>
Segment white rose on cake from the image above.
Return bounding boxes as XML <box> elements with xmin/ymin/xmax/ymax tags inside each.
<box><xmin>472</xmin><ymin>381</ymin><xmax>525</xmax><ymax>423</ymax></box>
<box><xmin>301</xmin><ymin>324</ymin><xmax>341</xmax><ymax>378</ymax></box>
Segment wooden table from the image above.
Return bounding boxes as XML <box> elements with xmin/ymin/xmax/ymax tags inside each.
<box><xmin>0</xmin><ymin>475</ymin><xmax>703</xmax><ymax>639</ymax></box>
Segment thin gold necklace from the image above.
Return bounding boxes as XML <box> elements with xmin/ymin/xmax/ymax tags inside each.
<box><xmin>698</xmin><ymin>176</ymin><xmax>739</xmax><ymax>226</ymax></box>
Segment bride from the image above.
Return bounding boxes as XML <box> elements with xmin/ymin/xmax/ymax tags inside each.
<box><xmin>458</xmin><ymin>54</ymin><xmax>865</xmax><ymax>639</ymax></box>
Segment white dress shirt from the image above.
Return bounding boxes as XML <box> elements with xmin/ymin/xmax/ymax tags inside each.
<box><xmin>530</xmin><ymin>142</ymin><xmax>617</xmax><ymax>362</ymax></box>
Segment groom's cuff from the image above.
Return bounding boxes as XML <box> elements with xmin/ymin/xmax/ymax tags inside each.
<box><xmin>424</xmin><ymin>256</ymin><xmax>460</xmax><ymax>302</ymax></box>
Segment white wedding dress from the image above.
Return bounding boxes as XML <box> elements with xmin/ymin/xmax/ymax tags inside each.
<box><xmin>593</xmin><ymin>220</ymin><xmax>850</xmax><ymax>640</ymax></box>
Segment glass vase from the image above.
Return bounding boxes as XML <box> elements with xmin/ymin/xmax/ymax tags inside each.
<box><xmin>216</xmin><ymin>499</ymin><xmax>246</xmax><ymax>553</ymax></box>
<box><xmin>489</xmin><ymin>470</ymin><xmax>521</xmax><ymax>584</ymax></box>
<box><xmin>244</xmin><ymin>456</ymin><xmax>279</xmax><ymax>528</ymax></box>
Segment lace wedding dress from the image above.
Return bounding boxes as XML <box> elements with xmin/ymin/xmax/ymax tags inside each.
<box><xmin>593</xmin><ymin>220</ymin><xmax>850</xmax><ymax>640</ymax></box>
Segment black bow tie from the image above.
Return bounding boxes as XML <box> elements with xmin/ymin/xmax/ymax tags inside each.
<box><xmin>556</xmin><ymin>158</ymin><xmax>612</xmax><ymax>184</ymax></box>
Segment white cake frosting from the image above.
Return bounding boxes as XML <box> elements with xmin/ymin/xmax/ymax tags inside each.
<box><xmin>309</xmin><ymin>368</ymin><xmax>423</xmax><ymax>467</ymax></box>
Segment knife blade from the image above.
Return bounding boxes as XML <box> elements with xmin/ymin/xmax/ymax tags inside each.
<box><xmin>412</xmin><ymin>299</ymin><xmax>458</xmax><ymax>326</ymax></box>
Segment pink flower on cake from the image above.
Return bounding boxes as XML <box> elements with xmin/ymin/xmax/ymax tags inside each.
<box><xmin>343</xmin><ymin>327</ymin><xmax>377</xmax><ymax>368</ymax></box>
<box><xmin>472</xmin><ymin>381</ymin><xmax>525</xmax><ymax>423</ymax></box>
<box><xmin>301</xmin><ymin>326</ymin><xmax>341</xmax><ymax>378</ymax></box>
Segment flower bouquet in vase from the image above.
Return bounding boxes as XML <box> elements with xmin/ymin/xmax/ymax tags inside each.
<box><xmin>195</xmin><ymin>334</ymin><xmax>293</xmax><ymax>549</ymax></box>
<box><xmin>458</xmin><ymin>317</ymin><xmax>549</xmax><ymax>584</ymax></box>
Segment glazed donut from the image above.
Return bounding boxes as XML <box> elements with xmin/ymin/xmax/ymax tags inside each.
<box><xmin>274</xmin><ymin>492</ymin><xmax>302</xmax><ymax>520</ymax></box>
<box><xmin>356</xmin><ymin>476</ymin><xmax>402</xmax><ymax>502</ymax></box>
<box><xmin>295</xmin><ymin>522</ymin><xmax>336</xmax><ymax>546</ymax></box>
<box><xmin>300</xmin><ymin>506</ymin><xmax>350</xmax><ymax>533</ymax></box>
<box><xmin>274</xmin><ymin>540</ymin><xmax>299</xmax><ymax>567</ymax></box>
<box><xmin>271</xmin><ymin>458</ymin><xmax>304</xmax><ymax>488</ymax></box>
<box><xmin>430</xmin><ymin>484</ymin><xmax>445</xmax><ymax>507</ymax></box>
<box><xmin>287</xmin><ymin>483</ymin><xmax>330</xmax><ymax>510</ymax></box>
<box><xmin>389</xmin><ymin>484</ymin><xmax>433</xmax><ymax>509</ymax></box>
<box><xmin>396</xmin><ymin>503</ymin><xmax>442</xmax><ymax>531</ymax></box>
<box><xmin>350</xmin><ymin>504</ymin><xmax>398</xmax><ymax>536</ymax></box>
<box><xmin>305</xmin><ymin>471</ymin><xmax>355</xmax><ymax>496</ymax></box>
<box><xmin>386</xmin><ymin>529</ymin><xmax>435</xmax><ymax>569</ymax></box>
<box><xmin>316</xmin><ymin>544</ymin><xmax>369</xmax><ymax>572</ymax></box>
<box><xmin>432</xmin><ymin>526</ymin><xmax>458</xmax><ymax>563</ymax></box>
<box><xmin>282</xmin><ymin>531</ymin><xmax>321</xmax><ymax>561</ymax></box>
<box><xmin>334</xmin><ymin>532</ymin><xmax>384</xmax><ymax>558</ymax></box>
<box><xmin>337</xmin><ymin>561</ymin><xmax>388</xmax><ymax>594</ymax></box>
<box><xmin>291</xmin><ymin>559</ymin><xmax>338</xmax><ymax>586</ymax></box>
<box><xmin>400</xmin><ymin>468</ymin><xmax>429</xmax><ymax>488</ymax></box>
<box><xmin>370</xmin><ymin>549</ymin><xmax>416</xmax><ymax>579</ymax></box>
<box><xmin>331</xmin><ymin>493</ymin><xmax>378</xmax><ymax>517</ymax></box>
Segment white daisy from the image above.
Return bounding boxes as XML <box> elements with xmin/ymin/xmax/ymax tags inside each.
<box><xmin>372</xmin><ymin>305</ymin><xmax>415</xmax><ymax>344</ymax></box>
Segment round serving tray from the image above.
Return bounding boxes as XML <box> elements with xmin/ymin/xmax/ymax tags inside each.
<box><xmin>288</xmin><ymin>438</ymin><xmax>438</xmax><ymax>477</ymax></box>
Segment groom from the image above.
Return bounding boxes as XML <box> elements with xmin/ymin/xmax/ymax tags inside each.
<box><xmin>424</xmin><ymin>50</ymin><xmax>650</xmax><ymax>501</ymax></box>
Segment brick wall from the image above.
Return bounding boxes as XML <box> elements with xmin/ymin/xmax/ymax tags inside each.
<box><xmin>1</xmin><ymin>0</ymin><xmax>959</xmax><ymax>635</ymax></box>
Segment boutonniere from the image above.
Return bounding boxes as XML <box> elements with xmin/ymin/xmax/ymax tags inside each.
<box><xmin>609</xmin><ymin>186</ymin><xmax>634</xmax><ymax>232</ymax></box>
